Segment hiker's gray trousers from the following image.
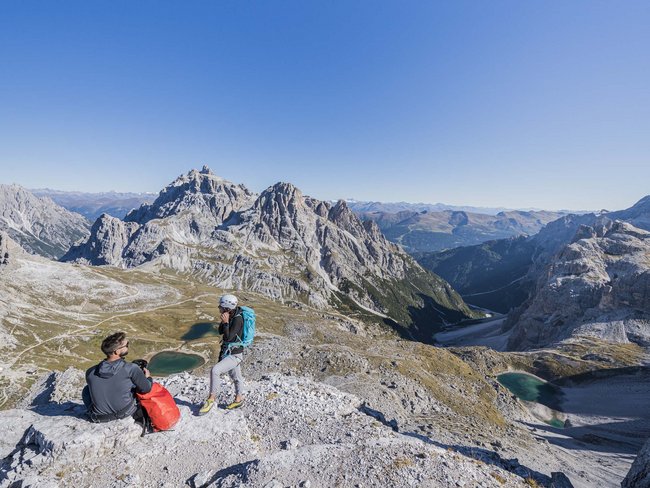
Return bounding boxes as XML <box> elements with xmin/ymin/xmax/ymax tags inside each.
<box><xmin>210</xmin><ymin>353</ymin><xmax>244</xmax><ymax>397</ymax></box>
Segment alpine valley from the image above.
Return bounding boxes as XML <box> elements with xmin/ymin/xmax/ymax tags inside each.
<box><xmin>0</xmin><ymin>167</ymin><xmax>649</xmax><ymax>488</ymax></box>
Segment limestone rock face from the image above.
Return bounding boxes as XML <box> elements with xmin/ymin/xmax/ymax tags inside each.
<box><xmin>61</xmin><ymin>213</ymin><xmax>139</xmax><ymax>265</ymax></box>
<box><xmin>0</xmin><ymin>185</ymin><xmax>90</xmax><ymax>259</ymax></box>
<box><xmin>506</xmin><ymin>220</ymin><xmax>650</xmax><ymax>349</ymax></box>
<box><xmin>622</xmin><ymin>437</ymin><xmax>650</xmax><ymax>488</ymax></box>
<box><xmin>124</xmin><ymin>165</ymin><xmax>255</xmax><ymax>226</ymax></box>
<box><xmin>246</xmin><ymin>183</ymin><xmax>408</xmax><ymax>284</ymax></box>
<box><xmin>62</xmin><ymin>167</ymin><xmax>475</xmax><ymax>333</ymax></box>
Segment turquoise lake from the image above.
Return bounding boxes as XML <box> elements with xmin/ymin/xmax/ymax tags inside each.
<box><xmin>148</xmin><ymin>351</ymin><xmax>205</xmax><ymax>376</ymax></box>
<box><xmin>497</xmin><ymin>372</ymin><xmax>564</xmax><ymax>411</ymax></box>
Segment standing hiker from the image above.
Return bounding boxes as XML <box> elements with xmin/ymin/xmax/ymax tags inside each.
<box><xmin>199</xmin><ymin>294</ymin><xmax>247</xmax><ymax>414</ymax></box>
<box><xmin>83</xmin><ymin>332</ymin><xmax>152</xmax><ymax>423</ymax></box>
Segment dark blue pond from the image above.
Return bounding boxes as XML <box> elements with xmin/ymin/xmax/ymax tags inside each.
<box><xmin>181</xmin><ymin>322</ymin><xmax>219</xmax><ymax>341</ymax></box>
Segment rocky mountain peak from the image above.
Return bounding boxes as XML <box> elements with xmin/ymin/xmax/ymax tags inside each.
<box><xmin>607</xmin><ymin>220</ymin><xmax>650</xmax><ymax>239</ymax></box>
<box><xmin>250</xmin><ymin>183</ymin><xmax>312</xmax><ymax>245</ymax></box>
<box><xmin>255</xmin><ymin>182</ymin><xmax>304</xmax><ymax>213</ymax></box>
<box><xmin>327</xmin><ymin>199</ymin><xmax>370</xmax><ymax>239</ymax></box>
<box><xmin>124</xmin><ymin>167</ymin><xmax>255</xmax><ymax>225</ymax></box>
<box><xmin>0</xmin><ymin>184</ymin><xmax>90</xmax><ymax>259</ymax></box>
<box><xmin>619</xmin><ymin>194</ymin><xmax>650</xmax><ymax>212</ymax></box>
<box><xmin>570</xmin><ymin>217</ymin><xmax>613</xmax><ymax>243</ymax></box>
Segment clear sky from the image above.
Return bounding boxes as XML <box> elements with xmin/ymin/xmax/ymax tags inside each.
<box><xmin>0</xmin><ymin>1</ymin><xmax>648</xmax><ymax>211</ymax></box>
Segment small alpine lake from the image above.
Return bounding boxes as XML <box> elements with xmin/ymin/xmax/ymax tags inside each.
<box><xmin>180</xmin><ymin>322</ymin><xmax>219</xmax><ymax>341</ymax></box>
<box><xmin>497</xmin><ymin>371</ymin><xmax>566</xmax><ymax>427</ymax></box>
<box><xmin>148</xmin><ymin>351</ymin><xmax>205</xmax><ymax>376</ymax></box>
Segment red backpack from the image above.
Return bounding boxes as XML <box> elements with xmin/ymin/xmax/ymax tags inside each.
<box><xmin>136</xmin><ymin>383</ymin><xmax>180</xmax><ymax>431</ymax></box>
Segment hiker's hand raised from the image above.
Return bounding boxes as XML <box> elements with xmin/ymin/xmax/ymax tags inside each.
<box><xmin>220</xmin><ymin>311</ymin><xmax>230</xmax><ymax>323</ymax></box>
<box><xmin>143</xmin><ymin>368</ymin><xmax>151</xmax><ymax>378</ymax></box>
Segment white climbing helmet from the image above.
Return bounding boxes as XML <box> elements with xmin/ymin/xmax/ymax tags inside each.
<box><xmin>219</xmin><ymin>294</ymin><xmax>238</xmax><ymax>310</ymax></box>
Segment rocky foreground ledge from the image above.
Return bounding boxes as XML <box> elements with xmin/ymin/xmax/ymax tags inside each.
<box><xmin>0</xmin><ymin>371</ymin><xmax>576</xmax><ymax>488</ymax></box>
<box><xmin>622</xmin><ymin>437</ymin><xmax>650</xmax><ymax>488</ymax></box>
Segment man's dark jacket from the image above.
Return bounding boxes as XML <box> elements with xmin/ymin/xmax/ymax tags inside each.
<box><xmin>85</xmin><ymin>359</ymin><xmax>152</xmax><ymax>418</ymax></box>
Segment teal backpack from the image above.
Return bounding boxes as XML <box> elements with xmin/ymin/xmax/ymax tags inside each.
<box><xmin>225</xmin><ymin>306</ymin><xmax>256</xmax><ymax>355</ymax></box>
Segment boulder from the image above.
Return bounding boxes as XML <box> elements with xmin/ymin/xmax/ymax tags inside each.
<box><xmin>622</xmin><ymin>438</ymin><xmax>650</xmax><ymax>488</ymax></box>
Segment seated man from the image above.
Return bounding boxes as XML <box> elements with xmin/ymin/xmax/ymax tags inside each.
<box><xmin>83</xmin><ymin>332</ymin><xmax>152</xmax><ymax>423</ymax></box>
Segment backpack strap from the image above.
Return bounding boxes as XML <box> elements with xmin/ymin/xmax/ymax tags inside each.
<box><xmin>222</xmin><ymin>310</ymin><xmax>245</xmax><ymax>357</ymax></box>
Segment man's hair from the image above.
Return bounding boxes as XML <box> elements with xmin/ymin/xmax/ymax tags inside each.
<box><xmin>101</xmin><ymin>332</ymin><xmax>127</xmax><ymax>356</ymax></box>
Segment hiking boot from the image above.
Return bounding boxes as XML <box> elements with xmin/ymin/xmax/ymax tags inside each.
<box><xmin>226</xmin><ymin>399</ymin><xmax>244</xmax><ymax>410</ymax></box>
<box><xmin>198</xmin><ymin>398</ymin><xmax>215</xmax><ymax>415</ymax></box>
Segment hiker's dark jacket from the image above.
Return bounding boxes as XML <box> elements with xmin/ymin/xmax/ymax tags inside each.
<box><xmin>85</xmin><ymin>359</ymin><xmax>152</xmax><ymax>420</ymax></box>
<box><xmin>219</xmin><ymin>306</ymin><xmax>244</xmax><ymax>359</ymax></box>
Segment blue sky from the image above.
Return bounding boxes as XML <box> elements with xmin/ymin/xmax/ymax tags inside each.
<box><xmin>0</xmin><ymin>1</ymin><xmax>648</xmax><ymax>211</ymax></box>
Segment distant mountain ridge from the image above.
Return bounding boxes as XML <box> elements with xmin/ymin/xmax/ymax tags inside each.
<box><xmin>63</xmin><ymin>166</ymin><xmax>476</xmax><ymax>340</ymax></box>
<box><xmin>419</xmin><ymin>194</ymin><xmax>650</xmax><ymax>349</ymax></box>
<box><xmin>0</xmin><ymin>185</ymin><xmax>90</xmax><ymax>259</ymax></box>
<box><xmin>357</xmin><ymin>208</ymin><xmax>567</xmax><ymax>253</ymax></box>
<box><xmin>31</xmin><ymin>188</ymin><xmax>156</xmax><ymax>220</ymax></box>
<box><xmin>346</xmin><ymin>200</ymin><xmax>513</xmax><ymax>215</ymax></box>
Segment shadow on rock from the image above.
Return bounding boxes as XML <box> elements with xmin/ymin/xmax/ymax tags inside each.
<box><xmin>188</xmin><ymin>460</ymin><xmax>259</xmax><ymax>488</ymax></box>
<box><xmin>29</xmin><ymin>401</ymin><xmax>87</xmax><ymax>419</ymax></box>
<box><xmin>522</xmin><ymin>419</ymin><xmax>649</xmax><ymax>455</ymax></box>
<box><xmin>401</xmin><ymin>430</ymin><xmax>573</xmax><ymax>488</ymax></box>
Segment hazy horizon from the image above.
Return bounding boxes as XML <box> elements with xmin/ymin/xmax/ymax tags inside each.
<box><xmin>17</xmin><ymin>172</ymin><xmax>646</xmax><ymax>214</ymax></box>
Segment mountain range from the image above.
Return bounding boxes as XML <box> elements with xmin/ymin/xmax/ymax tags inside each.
<box><xmin>31</xmin><ymin>188</ymin><xmax>157</xmax><ymax>220</ymax></box>
<box><xmin>346</xmin><ymin>200</ymin><xmax>585</xmax><ymax>215</ymax></box>
<box><xmin>62</xmin><ymin>166</ymin><xmax>476</xmax><ymax>341</ymax></box>
<box><xmin>25</xmin><ymin>190</ymin><xmax>574</xmax><ymax>254</ymax></box>
<box><xmin>358</xmin><ymin>208</ymin><xmax>567</xmax><ymax>253</ymax></box>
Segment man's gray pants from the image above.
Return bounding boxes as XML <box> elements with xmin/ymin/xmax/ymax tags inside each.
<box><xmin>210</xmin><ymin>353</ymin><xmax>244</xmax><ymax>397</ymax></box>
